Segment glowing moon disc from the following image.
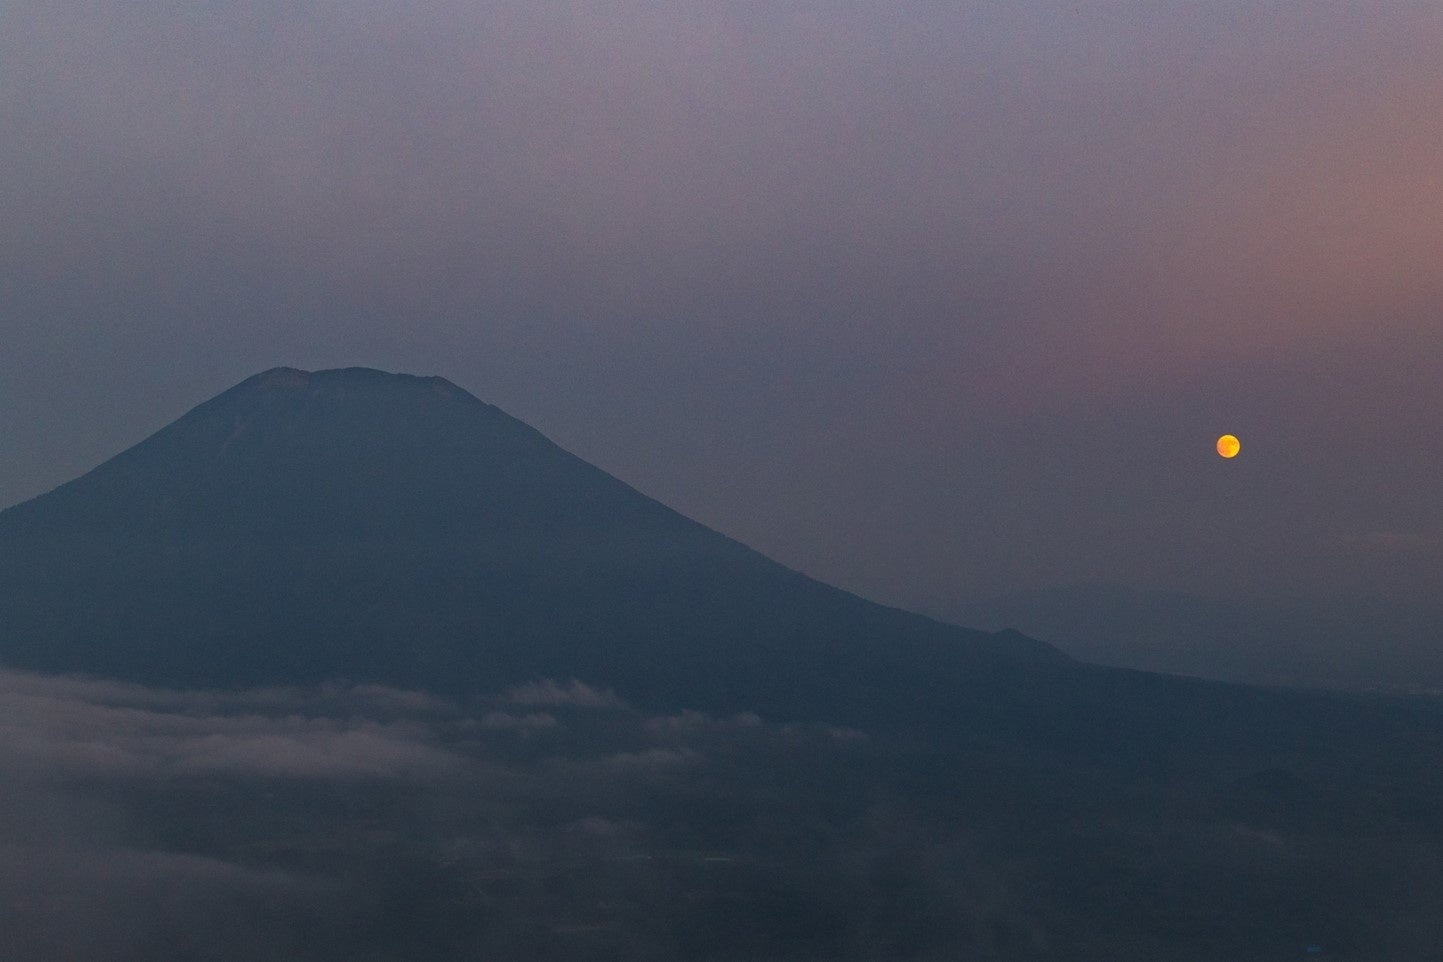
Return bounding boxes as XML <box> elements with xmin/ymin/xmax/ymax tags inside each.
<box><xmin>1216</xmin><ymin>434</ymin><xmax>1241</xmax><ymax>459</ymax></box>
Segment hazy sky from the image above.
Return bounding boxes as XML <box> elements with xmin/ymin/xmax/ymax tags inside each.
<box><xmin>3</xmin><ymin>2</ymin><xmax>1440</xmax><ymax>630</ymax></box>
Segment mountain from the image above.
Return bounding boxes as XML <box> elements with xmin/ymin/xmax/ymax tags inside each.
<box><xmin>0</xmin><ymin>367</ymin><xmax>1059</xmax><ymax>722</ymax></box>
<box><xmin>8</xmin><ymin>367</ymin><xmax>1443</xmax><ymax>959</ymax></box>
<box><xmin>949</xmin><ymin>583</ymin><xmax>1443</xmax><ymax>693</ymax></box>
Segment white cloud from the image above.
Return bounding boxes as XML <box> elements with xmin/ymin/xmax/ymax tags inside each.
<box><xmin>503</xmin><ymin>678</ymin><xmax>628</xmax><ymax>710</ymax></box>
<box><xmin>0</xmin><ymin>670</ymin><xmax>464</xmax><ymax>780</ymax></box>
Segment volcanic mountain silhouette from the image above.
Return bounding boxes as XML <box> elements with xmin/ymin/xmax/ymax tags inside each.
<box><xmin>0</xmin><ymin>367</ymin><xmax>1061</xmax><ymax>720</ymax></box>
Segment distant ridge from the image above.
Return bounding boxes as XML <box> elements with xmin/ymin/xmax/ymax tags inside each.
<box><xmin>0</xmin><ymin>367</ymin><xmax>1061</xmax><ymax>723</ymax></box>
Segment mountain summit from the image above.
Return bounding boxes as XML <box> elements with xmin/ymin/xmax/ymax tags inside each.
<box><xmin>0</xmin><ymin>367</ymin><xmax>1059</xmax><ymax>720</ymax></box>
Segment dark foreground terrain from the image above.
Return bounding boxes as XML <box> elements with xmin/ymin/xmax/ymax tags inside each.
<box><xmin>5</xmin><ymin>668</ymin><xmax>1442</xmax><ymax>961</ymax></box>
<box><xmin>3</xmin><ymin>369</ymin><xmax>1442</xmax><ymax>959</ymax></box>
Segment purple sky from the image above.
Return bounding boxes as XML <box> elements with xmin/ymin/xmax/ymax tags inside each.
<box><xmin>3</xmin><ymin>2</ymin><xmax>1440</xmax><ymax>679</ymax></box>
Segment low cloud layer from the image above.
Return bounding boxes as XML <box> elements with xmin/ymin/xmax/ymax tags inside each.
<box><xmin>0</xmin><ymin>669</ymin><xmax>914</xmax><ymax>961</ymax></box>
<box><xmin>0</xmin><ymin>676</ymin><xmax>461</xmax><ymax>781</ymax></box>
<box><xmin>4</xmin><ymin>666</ymin><xmax>1442</xmax><ymax>959</ymax></box>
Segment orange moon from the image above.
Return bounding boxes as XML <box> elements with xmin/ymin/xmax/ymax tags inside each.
<box><xmin>1216</xmin><ymin>434</ymin><xmax>1240</xmax><ymax>458</ymax></box>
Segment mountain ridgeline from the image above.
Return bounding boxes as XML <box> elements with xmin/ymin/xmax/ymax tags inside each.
<box><xmin>0</xmin><ymin>367</ymin><xmax>1059</xmax><ymax>722</ymax></box>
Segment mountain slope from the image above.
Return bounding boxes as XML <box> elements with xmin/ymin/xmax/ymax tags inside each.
<box><xmin>0</xmin><ymin>367</ymin><xmax>1060</xmax><ymax>720</ymax></box>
